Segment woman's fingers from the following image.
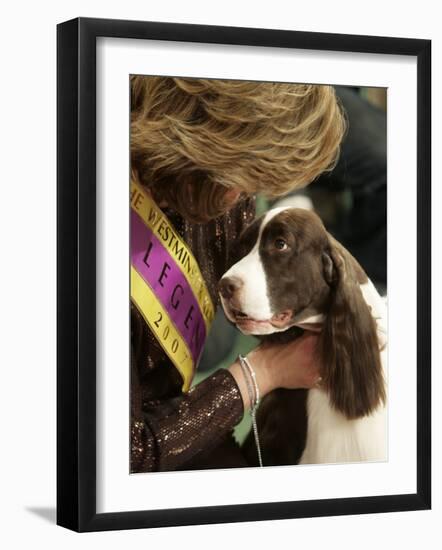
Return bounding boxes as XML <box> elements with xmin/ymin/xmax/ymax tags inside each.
<box><xmin>270</xmin><ymin>332</ymin><xmax>322</xmax><ymax>390</ymax></box>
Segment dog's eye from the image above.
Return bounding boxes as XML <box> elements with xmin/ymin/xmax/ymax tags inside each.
<box><xmin>274</xmin><ymin>238</ymin><xmax>288</xmax><ymax>251</ymax></box>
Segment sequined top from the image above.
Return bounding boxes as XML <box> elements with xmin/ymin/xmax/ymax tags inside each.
<box><xmin>131</xmin><ymin>197</ymin><xmax>256</xmax><ymax>472</ymax></box>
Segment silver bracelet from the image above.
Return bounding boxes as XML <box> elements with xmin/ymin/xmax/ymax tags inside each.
<box><xmin>242</xmin><ymin>355</ymin><xmax>260</xmax><ymax>407</ymax></box>
<box><xmin>238</xmin><ymin>354</ymin><xmax>263</xmax><ymax>468</ymax></box>
<box><xmin>238</xmin><ymin>355</ymin><xmax>255</xmax><ymax>409</ymax></box>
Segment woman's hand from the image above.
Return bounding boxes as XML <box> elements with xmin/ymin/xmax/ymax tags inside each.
<box><xmin>228</xmin><ymin>332</ymin><xmax>321</xmax><ymax>410</ymax></box>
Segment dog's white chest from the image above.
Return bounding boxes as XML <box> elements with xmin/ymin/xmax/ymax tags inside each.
<box><xmin>299</xmin><ymin>388</ymin><xmax>387</xmax><ymax>465</ymax></box>
<box><xmin>300</xmin><ymin>280</ymin><xmax>388</xmax><ymax>465</ymax></box>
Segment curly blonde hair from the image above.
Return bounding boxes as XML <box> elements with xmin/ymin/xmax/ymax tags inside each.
<box><xmin>131</xmin><ymin>76</ymin><xmax>346</xmax><ymax>222</ymax></box>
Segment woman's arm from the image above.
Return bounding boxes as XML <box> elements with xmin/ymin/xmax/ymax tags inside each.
<box><xmin>131</xmin><ymin>331</ymin><xmax>320</xmax><ymax>473</ymax></box>
<box><xmin>131</xmin><ymin>367</ymin><xmax>244</xmax><ymax>472</ymax></box>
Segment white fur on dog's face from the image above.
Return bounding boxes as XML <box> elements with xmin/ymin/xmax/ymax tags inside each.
<box><xmin>220</xmin><ymin>208</ymin><xmax>287</xmax><ymax>335</ymax></box>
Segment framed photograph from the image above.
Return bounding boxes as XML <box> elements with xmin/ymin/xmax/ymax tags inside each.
<box><xmin>57</xmin><ymin>17</ymin><xmax>431</xmax><ymax>532</ymax></box>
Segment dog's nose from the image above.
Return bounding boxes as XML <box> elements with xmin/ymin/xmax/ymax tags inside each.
<box><xmin>218</xmin><ymin>276</ymin><xmax>243</xmax><ymax>300</ymax></box>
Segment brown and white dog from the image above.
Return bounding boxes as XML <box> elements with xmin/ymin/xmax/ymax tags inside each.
<box><xmin>219</xmin><ymin>207</ymin><xmax>387</xmax><ymax>466</ymax></box>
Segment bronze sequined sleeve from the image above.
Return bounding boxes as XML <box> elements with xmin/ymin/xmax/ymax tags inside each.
<box><xmin>132</xmin><ymin>369</ymin><xmax>244</xmax><ymax>472</ymax></box>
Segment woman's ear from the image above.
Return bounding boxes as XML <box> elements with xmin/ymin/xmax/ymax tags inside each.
<box><xmin>319</xmin><ymin>245</ymin><xmax>386</xmax><ymax>419</ymax></box>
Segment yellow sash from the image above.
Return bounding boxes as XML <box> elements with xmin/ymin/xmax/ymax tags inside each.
<box><xmin>130</xmin><ymin>181</ymin><xmax>215</xmax><ymax>391</ymax></box>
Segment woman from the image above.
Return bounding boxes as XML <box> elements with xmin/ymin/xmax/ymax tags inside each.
<box><xmin>130</xmin><ymin>76</ymin><xmax>346</xmax><ymax>472</ymax></box>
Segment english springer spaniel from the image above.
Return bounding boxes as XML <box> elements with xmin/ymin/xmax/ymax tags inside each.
<box><xmin>219</xmin><ymin>207</ymin><xmax>387</xmax><ymax>466</ymax></box>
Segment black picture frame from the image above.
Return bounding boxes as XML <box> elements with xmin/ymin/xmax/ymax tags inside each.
<box><xmin>57</xmin><ymin>17</ymin><xmax>431</xmax><ymax>532</ymax></box>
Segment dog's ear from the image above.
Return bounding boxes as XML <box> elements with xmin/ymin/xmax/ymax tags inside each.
<box><xmin>319</xmin><ymin>244</ymin><xmax>386</xmax><ymax>419</ymax></box>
